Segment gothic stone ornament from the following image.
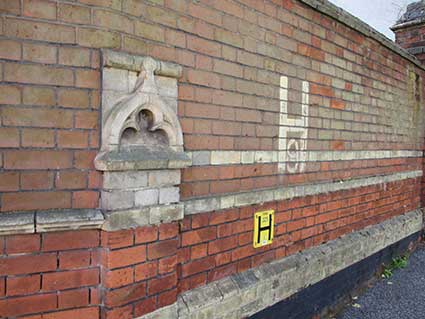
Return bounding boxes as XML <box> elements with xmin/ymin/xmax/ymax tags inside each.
<box><xmin>96</xmin><ymin>51</ymin><xmax>190</xmax><ymax>229</ymax></box>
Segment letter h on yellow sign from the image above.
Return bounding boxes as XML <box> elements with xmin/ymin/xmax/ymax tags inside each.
<box><xmin>253</xmin><ymin>210</ymin><xmax>274</xmax><ymax>248</ymax></box>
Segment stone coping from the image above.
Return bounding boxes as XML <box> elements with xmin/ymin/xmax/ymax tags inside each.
<box><xmin>0</xmin><ymin>209</ymin><xmax>104</xmax><ymax>235</ymax></box>
<box><xmin>137</xmin><ymin>209</ymin><xmax>423</xmax><ymax>319</ymax></box>
<box><xmin>102</xmin><ymin>49</ymin><xmax>183</xmax><ymax>78</ymax></box>
<box><xmin>95</xmin><ymin>146</ymin><xmax>192</xmax><ymax>172</ymax></box>
<box><xmin>0</xmin><ymin>170</ymin><xmax>422</xmax><ymax>234</ymax></box>
<box><xmin>300</xmin><ymin>0</ymin><xmax>425</xmax><ymax>71</ymax></box>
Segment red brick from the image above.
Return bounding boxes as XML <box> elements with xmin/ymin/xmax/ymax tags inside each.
<box><xmin>209</xmin><ymin>209</ymin><xmax>240</xmax><ymax>225</ymax></box>
<box><xmin>181</xmin><ymin>227</ymin><xmax>216</xmax><ymax>246</ymax></box>
<box><xmin>208</xmin><ymin>263</ymin><xmax>237</xmax><ymax>282</ymax></box>
<box><xmin>0</xmin><ymin>84</ymin><xmax>21</xmax><ymax>104</ymax></box>
<box><xmin>135</xmin><ymin>261</ymin><xmax>158</xmax><ymax>281</ymax></box>
<box><xmin>4</xmin><ymin>150</ymin><xmax>72</xmax><ymax>169</ymax></box>
<box><xmin>76</xmin><ymin>69</ymin><xmax>100</xmax><ymax>89</ymax></box>
<box><xmin>208</xmin><ymin>235</ymin><xmax>239</xmax><ymax>255</ymax></box>
<box><xmin>147</xmin><ymin>239</ymin><xmax>178</xmax><ymax>260</ymax></box>
<box><xmin>231</xmin><ymin>245</ymin><xmax>256</xmax><ymax>261</ymax></box>
<box><xmin>187</xmin><ymin>69</ymin><xmax>221</xmax><ymax>88</ymax></box>
<box><xmin>4</xmin><ymin>63</ymin><xmax>74</xmax><ymax>86</ymax></box>
<box><xmin>22</xmin><ymin>128</ymin><xmax>55</xmax><ymax>148</ymax></box>
<box><xmin>59</xmin><ymin>250</ymin><xmax>91</xmax><ymax>270</ymax></box>
<box><xmin>57</xmin><ymin>88</ymin><xmax>90</xmax><ymax>109</ymax></box>
<box><xmin>0</xmin><ymin>0</ymin><xmax>20</xmax><ymax>14</ymax></box>
<box><xmin>2</xmin><ymin>191</ymin><xmax>71</xmax><ymax>212</ymax></box>
<box><xmin>158</xmin><ymin>255</ymin><xmax>177</xmax><ymax>274</ymax></box>
<box><xmin>74</xmin><ymin>150</ymin><xmax>97</xmax><ymax>169</ymax></box>
<box><xmin>0</xmin><ymin>172</ymin><xmax>19</xmax><ymax>192</ymax></box>
<box><xmin>21</xmin><ymin>171</ymin><xmax>54</xmax><ymax>190</ymax></box>
<box><xmin>0</xmin><ymin>253</ymin><xmax>56</xmax><ymax>276</ymax></box>
<box><xmin>75</xmin><ymin>110</ymin><xmax>99</xmax><ymax>129</ymax></box>
<box><xmin>43</xmin><ymin>268</ymin><xmax>99</xmax><ymax>291</ymax></box>
<box><xmin>58</xmin><ymin>288</ymin><xmax>89</xmax><ymax>309</ymax></box>
<box><xmin>56</xmin><ymin>170</ymin><xmax>87</xmax><ymax>189</ymax></box>
<box><xmin>0</xmin><ymin>277</ymin><xmax>4</xmax><ymax>297</ymax></box>
<box><xmin>148</xmin><ymin>272</ymin><xmax>177</xmax><ymax>295</ymax></box>
<box><xmin>43</xmin><ymin>230</ymin><xmax>99</xmax><ymax>252</ymax></box>
<box><xmin>135</xmin><ymin>226</ymin><xmax>158</xmax><ymax>244</ymax></box>
<box><xmin>7</xmin><ymin>274</ymin><xmax>40</xmax><ymax>296</ymax></box>
<box><xmin>158</xmin><ymin>288</ymin><xmax>177</xmax><ymax>308</ymax></box>
<box><xmin>181</xmin><ymin>256</ymin><xmax>215</xmax><ymax>277</ymax></box>
<box><xmin>102</xmin><ymin>229</ymin><xmax>134</xmax><ymax>249</ymax></box>
<box><xmin>330</xmin><ymin>99</ymin><xmax>345</xmax><ymax>110</ymax></box>
<box><xmin>107</xmin><ymin>245</ymin><xmax>146</xmax><ymax>269</ymax></box>
<box><xmin>310</xmin><ymin>84</ymin><xmax>334</xmax><ymax>97</ymax></box>
<box><xmin>191</xmin><ymin>243</ymin><xmax>208</xmax><ymax>259</ymax></box>
<box><xmin>105</xmin><ymin>282</ymin><xmax>146</xmax><ymax>307</ymax></box>
<box><xmin>72</xmin><ymin>191</ymin><xmax>99</xmax><ymax>209</ymax></box>
<box><xmin>103</xmin><ymin>305</ymin><xmax>133</xmax><ymax>319</ymax></box>
<box><xmin>90</xmin><ymin>287</ymin><xmax>100</xmax><ymax>304</ymax></box>
<box><xmin>0</xmin><ymin>127</ymin><xmax>19</xmax><ymax>148</ymax></box>
<box><xmin>43</xmin><ymin>307</ymin><xmax>99</xmax><ymax>319</ymax></box>
<box><xmin>159</xmin><ymin>223</ymin><xmax>179</xmax><ymax>240</ymax></box>
<box><xmin>0</xmin><ymin>293</ymin><xmax>57</xmax><ymax>317</ymax></box>
<box><xmin>191</xmin><ymin>213</ymin><xmax>210</xmax><ymax>228</ymax></box>
<box><xmin>104</xmin><ymin>267</ymin><xmax>133</xmax><ymax>289</ymax></box>
<box><xmin>6</xmin><ymin>234</ymin><xmax>40</xmax><ymax>254</ymax></box>
<box><xmin>58</xmin><ymin>130</ymin><xmax>89</xmax><ymax>149</ymax></box>
<box><xmin>134</xmin><ymin>296</ymin><xmax>156</xmax><ymax>317</ymax></box>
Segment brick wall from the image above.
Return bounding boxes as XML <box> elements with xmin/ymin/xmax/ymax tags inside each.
<box><xmin>0</xmin><ymin>0</ymin><xmax>424</xmax><ymax>318</ymax></box>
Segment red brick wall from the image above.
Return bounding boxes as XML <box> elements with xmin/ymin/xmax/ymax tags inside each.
<box><xmin>1</xmin><ymin>0</ymin><xmax>424</xmax><ymax>318</ymax></box>
<box><xmin>0</xmin><ymin>231</ymin><xmax>101</xmax><ymax>318</ymax></box>
<box><xmin>1</xmin><ymin>176</ymin><xmax>417</xmax><ymax>318</ymax></box>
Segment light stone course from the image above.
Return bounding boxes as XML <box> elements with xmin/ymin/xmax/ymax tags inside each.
<box><xmin>136</xmin><ymin>209</ymin><xmax>423</xmax><ymax>319</ymax></box>
<box><xmin>187</xmin><ymin>150</ymin><xmax>422</xmax><ymax>166</ymax></box>
<box><xmin>183</xmin><ymin>170</ymin><xmax>422</xmax><ymax>215</ymax></box>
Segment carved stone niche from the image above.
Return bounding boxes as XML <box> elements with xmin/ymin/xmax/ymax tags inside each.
<box><xmin>95</xmin><ymin>50</ymin><xmax>191</xmax><ymax>230</ymax></box>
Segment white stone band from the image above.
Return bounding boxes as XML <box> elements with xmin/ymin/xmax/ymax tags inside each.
<box><xmin>187</xmin><ymin>150</ymin><xmax>423</xmax><ymax>166</ymax></box>
<box><xmin>183</xmin><ymin>170</ymin><xmax>423</xmax><ymax>215</ymax></box>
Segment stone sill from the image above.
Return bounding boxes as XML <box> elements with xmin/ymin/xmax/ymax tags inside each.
<box><xmin>94</xmin><ymin>146</ymin><xmax>192</xmax><ymax>172</ymax></box>
<box><xmin>0</xmin><ymin>209</ymin><xmax>104</xmax><ymax>235</ymax></box>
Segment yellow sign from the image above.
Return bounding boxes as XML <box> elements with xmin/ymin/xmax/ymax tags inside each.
<box><xmin>253</xmin><ymin>210</ymin><xmax>274</xmax><ymax>248</ymax></box>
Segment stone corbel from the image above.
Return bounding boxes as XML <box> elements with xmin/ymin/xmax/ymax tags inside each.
<box><xmin>96</xmin><ymin>50</ymin><xmax>191</xmax><ymax>230</ymax></box>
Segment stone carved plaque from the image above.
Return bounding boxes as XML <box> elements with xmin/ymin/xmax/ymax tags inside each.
<box><xmin>96</xmin><ymin>50</ymin><xmax>190</xmax><ymax>230</ymax></box>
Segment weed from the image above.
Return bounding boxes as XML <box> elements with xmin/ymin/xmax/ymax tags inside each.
<box><xmin>382</xmin><ymin>255</ymin><xmax>408</xmax><ymax>279</ymax></box>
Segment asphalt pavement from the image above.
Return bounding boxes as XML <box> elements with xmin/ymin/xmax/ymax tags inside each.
<box><xmin>337</xmin><ymin>246</ymin><xmax>425</xmax><ymax>319</ymax></box>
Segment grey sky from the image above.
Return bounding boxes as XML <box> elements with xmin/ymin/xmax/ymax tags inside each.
<box><xmin>329</xmin><ymin>0</ymin><xmax>417</xmax><ymax>39</ymax></box>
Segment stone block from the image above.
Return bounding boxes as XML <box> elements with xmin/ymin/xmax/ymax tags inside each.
<box><xmin>148</xmin><ymin>170</ymin><xmax>180</xmax><ymax>187</ymax></box>
<box><xmin>101</xmin><ymin>190</ymin><xmax>134</xmax><ymax>210</ymax></box>
<box><xmin>104</xmin><ymin>171</ymin><xmax>148</xmax><ymax>190</ymax></box>
<box><xmin>159</xmin><ymin>187</ymin><xmax>179</xmax><ymax>204</ymax></box>
<box><xmin>149</xmin><ymin>204</ymin><xmax>184</xmax><ymax>225</ymax></box>
<box><xmin>135</xmin><ymin>188</ymin><xmax>159</xmax><ymax>206</ymax></box>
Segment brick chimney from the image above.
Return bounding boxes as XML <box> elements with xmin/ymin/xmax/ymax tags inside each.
<box><xmin>392</xmin><ymin>1</ymin><xmax>425</xmax><ymax>64</ymax></box>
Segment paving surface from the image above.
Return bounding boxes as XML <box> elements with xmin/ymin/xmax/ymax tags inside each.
<box><xmin>337</xmin><ymin>246</ymin><xmax>425</xmax><ymax>319</ymax></box>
